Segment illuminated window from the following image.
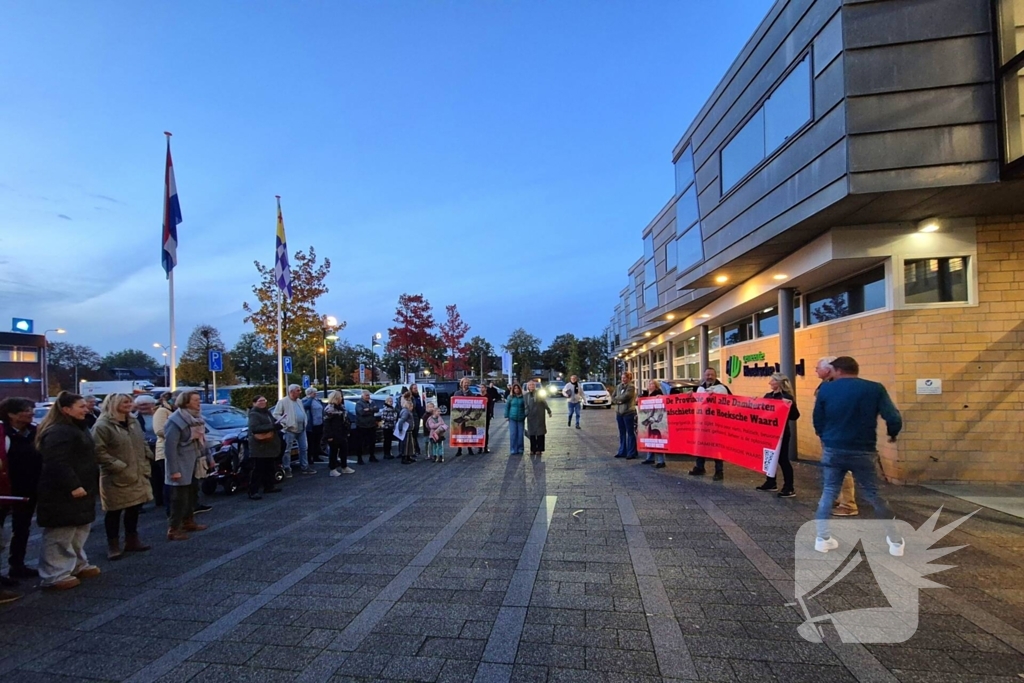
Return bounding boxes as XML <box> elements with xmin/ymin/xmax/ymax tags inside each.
<box><xmin>904</xmin><ymin>257</ymin><xmax>969</xmax><ymax>304</ymax></box>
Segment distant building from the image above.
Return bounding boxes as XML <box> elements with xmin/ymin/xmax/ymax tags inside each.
<box><xmin>611</xmin><ymin>0</ymin><xmax>1024</xmax><ymax>484</ymax></box>
<box><xmin>0</xmin><ymin>331</ymin><xmax>46</xmax><ymax>402</ymax></box>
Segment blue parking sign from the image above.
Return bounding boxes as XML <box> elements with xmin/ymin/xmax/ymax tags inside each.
<box><xmin>208</xmin><ymin>350</ymin><xmax>223</xmax><ymax>372</ymax></box>
<box><xmin>283</xmin><ymin>356</ymin><xmax>293</xmax><ymax>374</ymax></box>
<box><xmin>302</xmin><ymin>374</ymin><xmax>310</xmax><ymax>389</ymax></box>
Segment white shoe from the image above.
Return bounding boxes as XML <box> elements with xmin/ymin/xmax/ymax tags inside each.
<box><xmin>887</xmin><ymin>536</ymin><xmax>905</xmax><ymax>557</ymax></box>
<box><xmin>341</xmin><ymin>467</ymin><xmax>355</xmax><ymax>474</ymax></box>
<box><xmin>815</xmin><ymin>536</ymin><xmax>839</xmax><ymax>553</ymax></box>
<box><xmin>329</xmin><ymin>469</ymin><xmax>342</xmax><ymax>477</ymax></box>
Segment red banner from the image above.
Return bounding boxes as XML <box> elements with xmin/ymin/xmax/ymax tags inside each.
<box><xmin>449</xmin><ymin>395</ymin><xmax>488</xmax><ymax>449</ymax></box>
<box><xmin>636</xmin><ymin>393</ymin><xmax>791</xmax><ymax>474</ymax></box>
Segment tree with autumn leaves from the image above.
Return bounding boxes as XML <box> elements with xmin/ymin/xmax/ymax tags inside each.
<box><xmin>385</xmin><ymin>296</ymin><xmax>474</xmax><ymax>380</ymax></box>
<box><xmin>242</xmin><ymin>246</ymin><xmax>343</xmax><ymax>360</ymax></box>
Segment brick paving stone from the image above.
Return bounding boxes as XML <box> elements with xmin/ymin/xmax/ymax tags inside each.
<box><xmin>1</xmin><ymin>408</ymin><xmax>1021</xmax><ymax>683</ymax></box>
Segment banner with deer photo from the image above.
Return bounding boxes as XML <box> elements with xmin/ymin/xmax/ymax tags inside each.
<box><xmin>637</xmin><ymin>392</ymin><xmax>791</xmax><ymax>474</ymax></box>
<box><xmin>449</xmin><ymin>395</ymin><xmax>488</xmax><ymax>449</ymax></box>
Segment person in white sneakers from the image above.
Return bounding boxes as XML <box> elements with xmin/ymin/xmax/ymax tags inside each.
<box><xmin>812</xmin><ymin>356</ymin><xmax>904</xmax><ymax>556</ymax></box>
<box><xmin>563</xmin><ymin>375</ymin><xmax>584</xmax><ymax>429</ymax></box>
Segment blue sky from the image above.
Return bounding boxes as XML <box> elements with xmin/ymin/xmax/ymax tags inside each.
<box><xmin>0</xmin><ymin>0</ymin><xmax>773</xmax><ymax>360</ymax></box>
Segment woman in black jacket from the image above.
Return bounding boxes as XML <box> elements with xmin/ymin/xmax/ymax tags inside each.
<box><xmin>323</xmin><ymin>391</ymin><xmax>354</xmax><ymax>476</ymax></box>
<box><xmin>35</xmin><ymin>392</ymin><xmax>101</xmax><ymax>591</ymax></box>
<box><xmin>756</xmin><ymin>373</ymin><xmax>800</xmax><ymax>497</ymax></box>
<box><xmin>247</xmin><ymin>396</ymin><xmax>282</xmax><ymax>499</ymax></box>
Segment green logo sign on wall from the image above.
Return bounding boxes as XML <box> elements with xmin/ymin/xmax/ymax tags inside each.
<box><xmin>725</xmin><ymin>352</ymin><xmax>805</xmax><ymax>383</ymax></box>
<box><xmin>726</xmin><ymin>355</ymin><xmax>743</xmax><ymax>383</ymax></box>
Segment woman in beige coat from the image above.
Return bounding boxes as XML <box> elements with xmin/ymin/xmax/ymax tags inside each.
<box><xmin>92</xmin><ymin>393</ymin><xmax>153</xmax><ymax>560</ymax></box>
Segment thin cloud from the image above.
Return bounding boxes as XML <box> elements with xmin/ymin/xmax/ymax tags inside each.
<box><xmin>57</xmin><ymin>213</ymin><xmax>72</xmax><ymax>220</ymax></box>
<box><xmin>90</xmin><ymin>193</ymin><xmax>121</xmax><ymax>204</ymax></box>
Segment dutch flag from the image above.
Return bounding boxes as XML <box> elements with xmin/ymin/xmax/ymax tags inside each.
<box><xmin>162</xmin><ymin>136</ymin><xmax>182</xmax><ymax>277</ymax></box>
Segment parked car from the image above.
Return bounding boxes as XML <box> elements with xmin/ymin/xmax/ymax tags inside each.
<box><xmin>580</xmin><ymin>382</ymin><xmax>612</xmax><ymax>409</ymax></box>
<box><xmin>666</xmin><ymin>380</ymin><xmax>701</xmax><ymax>394</ymax></box>
<box><xmin>371</xmin><ymin>383</ymin><xmax>442</xmax><ymax>414</ymax></box>
<box><xmin>543</xmin><ymin>381</ymin><xmax>566</xmax><ymax>398</ymax></box>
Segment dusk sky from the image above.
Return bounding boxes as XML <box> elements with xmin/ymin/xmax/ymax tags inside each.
<box><xmin>1</xmin><ymin>0</ymin><xmax>773</xmax><ymax>361</ymax></box>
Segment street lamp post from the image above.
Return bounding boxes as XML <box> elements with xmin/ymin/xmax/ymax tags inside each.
<box><xmin>370</xmin><ymin>332</ymin><xmax>382</xmax><ymax>386</ymax></box>
<box><xmin>323</xmin><ymin>316</ymin><xmax>338</xmax><ymax>394</ymax></box>
<box><xmin>42</xmin><ymin>328</ymin><xmax>65</xmax><ymax>399</ymax></box>
<box><xmin>153</xmin><ymin>343</ymin><xmax>171</xmax><ymax>388</ymax></box>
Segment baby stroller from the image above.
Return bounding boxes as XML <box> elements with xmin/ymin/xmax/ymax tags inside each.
<box><xmin>202</xmin><ymin>430</ymin><xmax>285</xmax><ymax>495</ymax></box>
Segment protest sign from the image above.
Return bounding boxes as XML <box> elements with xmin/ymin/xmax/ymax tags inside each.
<box><xmin>449</xmin><ymin>395</ymin><xmax>488</xmax><ymax>449</ymax></box>
<box><xmin>637</xmin><ymin>393</ymin><xmax>790</xmax><ymax>474</ymax></box>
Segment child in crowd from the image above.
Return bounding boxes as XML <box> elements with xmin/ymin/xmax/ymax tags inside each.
<box><xmin>426</xmin><ymin>404</ymin><xmax>447</xmax><ymax>463</ymax></box>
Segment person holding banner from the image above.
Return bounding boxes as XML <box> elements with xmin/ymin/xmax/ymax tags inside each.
<box><xmin>639</xmin><ymin>380</ymin><xmax>667</xmax><ymax>468</ymax></box>
<box><xmin>755</xmin><ymin>374</ymin><xmax>800</xmax><ymax>496</ymax></box>
<box><xmin>524</xmin><ymin>381</ymin><xmax>553</xmax><ymax>456</ymax></box>
<box><xmin>504</xmin><ymin>384</ymin><xmax>526</xmax><ymax>455</ymax></box>
<box><xmin>453</xmin><ymin>378</ymin><xmax>477</xmax><ymax>456</ymax></box>
<box><xmin>612</xmin><ymin>371</ymin><xmax>638</xmax><ymax>459</ymax></box>
<box><xmin>690</xmin><ymin>368</ymin><xmax>729</xmax><ymax>479</ymax></box>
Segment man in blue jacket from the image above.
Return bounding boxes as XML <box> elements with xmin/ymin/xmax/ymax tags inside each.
<box><xmin>812</xmin><ymin>356</ymin><xmax>903</xmax><ymax>556</ymax></box>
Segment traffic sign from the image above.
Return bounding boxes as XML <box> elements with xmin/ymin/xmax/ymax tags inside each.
<box><xmin>12</xmin><ymin>318</ymin><xmax>33</xmax><ymax>333</ymax></box>
<box><xmin>302</xmin><ymin>374</ymin><xmax>310</xmax><ymax>389</ymax></box>
<box><xmin>359</xmin><ymin>362</ymin><xmax>365</xmax><ymax>383</ymax></box>
<box><xmin>283</xmin><ymin>356</ymin><xmax>293</xmax><ymax>374</ymax></box>
<box><xmin>208</xmin><ymin>350</ymin><xmax>223</xmax><ymax>372</ymax></box>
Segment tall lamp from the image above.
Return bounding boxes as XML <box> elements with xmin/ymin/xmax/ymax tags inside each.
<box><xmin>323</xmin><ymin>315</ymin><xmax>338</xmax><ymax>394</ymax></box>
<box><xmin>43</xmin><ymin>328</ymin><xmax>65</xmax><ymax>399</ymax></box>
<box><xmin>370</xmin><ymin>332</ymin><xmax>382</xmax><ymax>386</ymax></box>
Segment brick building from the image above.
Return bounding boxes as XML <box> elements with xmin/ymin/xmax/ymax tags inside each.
<box><xmin>611</xmin><ymin>0</ymin><xmax>1024</xmax><ymax>484</ymax></box>
<box><xmin>0</xmin><ymin>331</ymin><xmax>47</xmax><ymax>402</ymax></box>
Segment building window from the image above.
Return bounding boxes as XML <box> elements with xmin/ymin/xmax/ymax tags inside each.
<box><xmin>721</xmin><ymin>55</ymin><xmax>812</xmax><ymax>192</ymax></box>
<box><xmin>674</xmin><ymin>144</ymin><xmax>695</xmax><ymax>195</ymax></box>
<box><xmin>997</xmin><ymin>0</ymin><xmax>1024</xmax><ymax>165</ymax></box>
<box><xmin>755</xmin><ymin>298</ymin><xmax>802</xmax><ymax>337</ymax></box>
<box><xmin>644</xmin><ymin>259</ymin><xmax>656</xmax><ymax>289</ymax></box>
<box><xmin>807</xmin><ymin>266</ymin><xmax>887</xmax><ymax>324</ymax></box>
<box><xmin>0</xmin><ymin>346</ymin><xmax>39</xmax><ymax>363</ymax></box>
<box><xmin>676</xmin><ymin>186</ymin><xmax>699</xmax><ymax>233</ymax></box>
<box><xmin>643</xmin><ymin>234</ymin><xmax>654</xmax><ymax>261</ymax></box>
<box><xmin>676</xmin><ymin>225</ymin><xmax>703</xmax><ymax>273</ymax></box>
<box><xmin>723</xmin><ymin>318</ymin><xmax>754</xmax><ymax>346</ymax></box>
<box><xmin>708</xmin><ymin>328</ymin><xmax>721</xmax><ymax>351</ymax></box>
<box><xmin>904</xmin><ymin>257</ymin><xmax>969</xmax><ymax>304</ymax></box>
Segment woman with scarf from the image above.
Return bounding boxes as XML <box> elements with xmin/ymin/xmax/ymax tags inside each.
<box><xmin>163</xmin><ymin>391</ymin><xmax>209</xmax><ymax>540</ymax></box>
<box><xmin>93</xmin><ymin>393</ymin><xmax>153</xmax><ymax>560</ymax></box>
<box><xmin>35</xmin><ymin>392</ymin><xmax>102</xmax><ymax>590</ymax></box>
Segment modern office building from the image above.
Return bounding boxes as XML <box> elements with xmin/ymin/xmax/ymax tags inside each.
<box><xmin>611</xmin><ymin>0</ymin><xmax>1024</xmax><ymax>484</ymax></box>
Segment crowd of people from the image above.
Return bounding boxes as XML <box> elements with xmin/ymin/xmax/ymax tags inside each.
<box><xmin>0</xmin><ymin>354</ymin><xmax>902</xmax><ymax>603</ymax></box>
<box><xmin>611</xmin><ymin>354</ymin><xmax>904</xmax><ymax>554</ymax></box>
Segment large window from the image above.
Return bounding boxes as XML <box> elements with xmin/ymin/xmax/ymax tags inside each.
<box><xmin>674</xmin><ymin>145</ymin><xmax>695</xmax><ymax>195</ymax></box>
<box><xmin>904</xmin><ymin>257</ymin><xmax>969</xmax><ymax>304</ymax></box>
<box><xmin>755</xmin><ymin>299</ymin><xmax>801</xmax><ymax>337</ymax></box>
<box><xmin>807</xmin><ymin>266</ymin><xmax>886</xmax><ymax>324</ymax></box>
<box><xmin>721</xmin><ymin>55</ymin><xmax>812</xmax><ymax>192</ymax></box>
<box><xmin>643</xmin><ymin>234</ymin><xmax>654</xmax><ymax>261</ymax></box>
<box><xmin>997</xmin><ymin>0</ymin><xmax>1024</xmax><ymax>166</ymax></box>
<box><xmin>668</xmin><ymin>186</ymin><xmax>704</xmax><ymax>274</ymax></box>
<box><xmin>0</xmin><ymin>346</ymin><xmax>39</xmax><ymax>363</ymax></box>
<box><xmin>723</xmin><ymin>318</ymin><xmax>754</xmax><ymax>346</ymax></box>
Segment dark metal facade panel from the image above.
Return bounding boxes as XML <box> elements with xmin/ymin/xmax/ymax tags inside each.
<box><xmin>813</xmin><ymin>53</ymin><xmax>845</xmax><ymax>120</ymax></box>
<box><xmin>848</xmin><ymin>123</ymin><xmax>998</xmax><ymax>172</ymax></box>
<box><xmin>846</xmin><ymin>84</ymin><xmax>997</xmax><ymax>135</ymax></box>
<box><xmin>813</xmin><ymin>10</ymin><xmax>843</xmax><ymax>75</ymax></box>
<box><xmin>849</xmin><ymin>161</ymin><xmax>1001</xmax><ymax>194</ymax></box>
<box><xmin>698</xmin><ymin>104</ymin><xmax>848</xmax><ymax>242</ymax></box>
<box><xmin>842</xmin><ymin>0</ymin><xmax>991</xmax><ymax>49</ymax></box>
<box><xmin>701</xmin><ymin>141</ymin><xmax>848</xmax><ymax>259</ymax></box>
<box><xmin>845</xmin><ymin>34</ymin><xmax>995</xmax><ymax>96</ymax></box>
<box><xmin>691</xmin><ymin>0</ymin><xmax>840</xmax><ymax>173</ymax></box>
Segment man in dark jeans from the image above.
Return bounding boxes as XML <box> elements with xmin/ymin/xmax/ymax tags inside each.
<box><xmin>354</xmin><ymin>390</ymin><xmax>379</xmax><ymax>464</ymax></box>
<box><xmin>690</xmin><ymin>367</ymin><xmax>730</xmax><ymax>480</ymax></box>
<box><xmin>0</xmin><ymin>398</ymin><xmax>41</xmax><ymax>580</ymax></box>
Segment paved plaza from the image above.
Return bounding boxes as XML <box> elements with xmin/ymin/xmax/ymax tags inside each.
<box><xmin>1</xmin><ymin>403</ymin><xmax>1023</xmax><ymax>682</ymax></box>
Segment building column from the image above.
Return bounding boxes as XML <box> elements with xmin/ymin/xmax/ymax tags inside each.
<box><xmin>778</xmin><ymin>287</ymin><xmax>798</xmax><ymax>461</ymax></box>
<box><xmin>699</xmin><ymin>325</ymin><xmax>710</xmax><ymax>372</ymax></box>
<box><xmin>666</xmin><ymin>341</ymin><xmax>674</xmax><ymax>381</ymax></box>
<box><xmin>648</xmin><ymin>349</ymin><xmax>655</xmax><ymax>384</ymax></box>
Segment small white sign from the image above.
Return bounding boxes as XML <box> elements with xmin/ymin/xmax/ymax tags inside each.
<box><xmin>916</xmin><ymin>379</ymin><xmax>942</xmax><ymax>395</ymax></box>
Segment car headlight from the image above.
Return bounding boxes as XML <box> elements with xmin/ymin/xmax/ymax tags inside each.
<box><xmin>538</xmin><ymin>388</ymin><xmax>547</xmax><ymax>398</ymax></box>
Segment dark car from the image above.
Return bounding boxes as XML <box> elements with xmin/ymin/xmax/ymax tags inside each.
<box><xmin>666</xmin><ymin>380</ymin><xmax>701</xmax><ymax>394</ymax></box>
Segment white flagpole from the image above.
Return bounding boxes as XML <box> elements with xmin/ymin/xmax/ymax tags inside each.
<box><xmin>277</xmin><ymin>288</ymin><xmax>284</xmax><ymax>400</ymax></box>
<box><xmin>169</xmin><ymin>269</ymin><xmax>177</xmax><ymax>391</ymax></box>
